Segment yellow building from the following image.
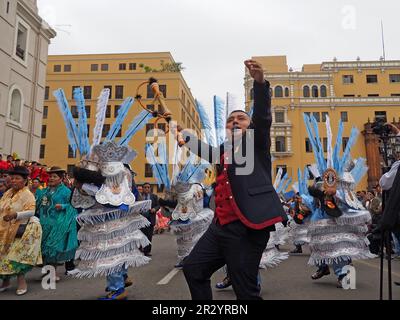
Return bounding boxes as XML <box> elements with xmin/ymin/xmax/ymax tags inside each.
<box><xmin>245</xmin><ymin>56</ymin><xmax>400</xmax><ymax>190</ymax></box>
<box><xmin>41</xmin><ymin>52</ymin><xmax>201</xmax><ymax>193</ymax></box>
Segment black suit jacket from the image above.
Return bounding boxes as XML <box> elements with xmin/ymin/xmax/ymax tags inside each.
<box><xmin>142</xmin><ymin>193</ymin><xmax>160</xmax><ymax>226</ymax></box>
<box><xmin>380</xmin><ymin>168</ymin><xmax>400</xmax><ymax>233</ymax></box>
<box><xmin>183</xmin><ymin>81</ymin><xmax>287</xmax><ymax>230</ymax></box>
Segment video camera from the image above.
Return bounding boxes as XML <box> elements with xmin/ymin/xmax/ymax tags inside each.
<box><xmin>371</xmin><ymin>118</ymin><xmax>392</xmax><ymax>136</ymax></box>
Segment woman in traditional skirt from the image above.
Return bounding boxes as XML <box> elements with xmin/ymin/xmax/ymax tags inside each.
<box><xmin>0</xmin><ymin>166</ymin><xmax>42</xmax><ymax>296</ymax></box>
<box><xmin>36</xmin><ymin>166</ymin><xmax>78</xmax><ymax>281</ymax></box>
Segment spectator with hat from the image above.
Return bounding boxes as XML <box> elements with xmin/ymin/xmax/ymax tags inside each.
<box><xmin>36</xmin><ymin>166</ymin><xmax>78</xmax><ymax>281</ymax></box>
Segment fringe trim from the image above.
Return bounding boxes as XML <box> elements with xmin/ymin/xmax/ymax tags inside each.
<box><xmin>310</xmin><ymin>239</ymin><xmax>370</xmax><ymax>252</ymax></box>
<box><xmin>335</xmin><ymin>211</ymin><xmax>371</xmax><ymax>226</ymax></box>
<box><xmin>308</xmin><ymin>224</ymin><xmax>368</xmax><ymax>236</ymax></box>
<box><xmin>73</xmin><ymin>255</ymin><xmax>150</xmax><ymax>278</ymax></box>
<box><xmin>77</xmin><ymin>201</ymin><xmax>151</xmax><ymax>225</ymax></box>
<box><xmin>77</xmin><ymin>216</ymin><xmax>150</xmax><ymax>242</ymax></box>
<box><xmin>259</xmin><ymin>250</ymin><xmax>289</xmax><ymax>269</ymax></box>
<box><xmin>76</xmin><ymin>237</ymin><xmax>150</xmax><ymax>261</ymax></box>
<box><xmin>174</xmin><ymin>223</ymin><xmax>210</xmax><ymax>242</ymax></box>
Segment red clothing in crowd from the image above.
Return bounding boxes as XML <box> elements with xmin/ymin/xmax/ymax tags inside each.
<box><xmin>0</xmin><ymin>161</ymin><xmax>9</xmax><ymax>171</ymax></box>
<box><xmin>30</xmin><ymin>167</ymin><xmax>41</xmax><ymax>179</ymax></box>
<box><xmin>40</xmin><ymin>169</ymin><xmax>49</xmax><ymax>184</ymax></box>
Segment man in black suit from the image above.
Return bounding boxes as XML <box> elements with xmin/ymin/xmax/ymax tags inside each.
<box><xmin>140</xmin><ymin>183</ymin><xmax>160</xmax><ymax>257</ymax></box>
<box><xmin>175</xmin><ymin>60</ymin><xmax>287</xmax><ymax>300</ymax></box>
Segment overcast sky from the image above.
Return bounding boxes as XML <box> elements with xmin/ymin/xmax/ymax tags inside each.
<box><xmin>38</xmin><ymin>0</ymin><xmax>400</xmax><ymax>112</ymax></box>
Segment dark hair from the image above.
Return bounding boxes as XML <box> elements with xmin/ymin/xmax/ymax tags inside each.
<box><xmin>72</xmin><ymin>167</ymin><xmax>105</xmax><ymax>188</ymax></box>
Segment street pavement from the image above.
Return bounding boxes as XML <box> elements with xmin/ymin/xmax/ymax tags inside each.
<box><xmin>1</xmin><ymin>231</ymin><xmax>399</xmax><ymax>300</ymax></box>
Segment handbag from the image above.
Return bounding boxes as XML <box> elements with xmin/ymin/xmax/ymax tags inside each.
<box><xmin>15</xmin><ymin>224</ymin><xmax>28</xmax><ymax>238</ymax></box>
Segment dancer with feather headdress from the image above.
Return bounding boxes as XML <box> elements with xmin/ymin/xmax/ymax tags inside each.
<box><xmin>53</xmin><ymin>87</ymin><xmax>155</xmax><ymax>300</ymax></box>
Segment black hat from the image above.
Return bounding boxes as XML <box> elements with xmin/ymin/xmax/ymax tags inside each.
<box><xmin>7</xmin><ymin>166</ymin><xmax>30</xmax><ymax>178</ymax></box>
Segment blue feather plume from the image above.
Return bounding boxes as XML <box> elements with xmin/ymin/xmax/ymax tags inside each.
<box><xmin>338</xmin><ymin>127</ymin><xmax>359</xmax><ymax>175</ymax></box>
<box><xmin>73</xmin><ymin>87</ymin><xmax>90</xmax><ymax>156</ymax></box>
<box><xmin>350</xmin><ymin>157</ymin><xmax>368</xmax><ymax>186</ymax></box>
<box><xmin>310</xmin><ymin>115</ymin><xmax>327</xmax><ymax>173</ymax></box>
<box><xmin>332</xmin><ymin>120</ymin><xmax>344</xmax><ymax>172</ymax></box>
<box><xmin>145</xmin><ymin>142</ymin><xmax>170</xmax><ymax>189</ymax></box>
<box><xmin>196</xmin><ymin>100</ymin><xmax>216</xmax><ymax>147</ymax></box>
<box><xmin>105</xmin><ymin>97</ymin><xmax>134</xmax><ymax>142</ymax></box>
<box><xmin>53</xmin><ymin>89</ymin><xmax>80</xmax><ymax>156</ymax></box>
<box><xmin>303</xmin><ymin>114</ymin><xmax>325</xmax><ymax>174</ymax></box>
<box><xmin>119</xmin><ymin>110</ymin><xmax>154</xmax><ymax>146</ymax></box>
<box><xmin>214</xmin><ymin>96</ymin><xmax>226</xmax><ymax>146</ymax></box>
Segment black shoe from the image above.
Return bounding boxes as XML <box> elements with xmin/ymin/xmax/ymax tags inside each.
<box><xmin>216</xmin><ymin>277</ymin><xmax>232</xmax><ymax>289</ymax></box>
<box><xmin>311</xmin><ymin>267</ymin><xmax>330</xmax><ymax>280</ymax></box>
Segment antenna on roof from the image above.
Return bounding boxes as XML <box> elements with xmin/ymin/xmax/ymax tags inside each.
<box><xmin>381</xmin><ymin>20</ymin><xmax>386</xmax><ymax>61</ymax></box>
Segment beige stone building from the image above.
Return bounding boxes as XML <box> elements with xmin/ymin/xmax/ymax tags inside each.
<box><xmin>0</xmin><ymin>0</ymin><xmax>56</xmax><ymax>160</ymax></box>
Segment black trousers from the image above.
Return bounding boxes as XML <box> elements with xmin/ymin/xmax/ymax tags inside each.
<box><xmin>183</xmin><ymin>220</ymin><xmax>270</xmax><ymax>300</ymax></box>
<box><xmin>141</xmin><ymin>212</ymin><xmax>156</xmax><ymax>254</ymax></box>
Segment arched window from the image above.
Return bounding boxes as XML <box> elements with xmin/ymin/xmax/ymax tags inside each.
<box><xmin>275</xmin><ymin>136</ymin><xmax>286</xmax><ymax>152</ymax></box>
<box><xmin>312</xmin><ymin>85</ymin><xmax>319</xmax><ymax>98</ymax></box>
<box><xmin>303</xmin><ymin>85</ymin><xmax>310</xmax><ymax>98</ymax></box>
<box><xmin>320</xmin><ymin>85</ymin><xmax>327</xmax><ymax>97</ymax></box>
<box><xmin>8</xmin><ymin>86</ymin><xmax>23</xmax><ymax>124</ymax></box>
<box><xmin>285</xmin><ymin>87</ymin><xmax>290</xmax><ymax>97</ymax></box>
<box><xmin>274</xmin><ymin>86</ymin><xmax>283</xmax><ymax>98</ymax></box>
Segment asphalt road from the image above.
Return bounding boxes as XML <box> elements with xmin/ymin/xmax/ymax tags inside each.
<box><xmin>1</xmin><ymin>232</ymin><xmax>399</xmax><ymax>300</ymax></box>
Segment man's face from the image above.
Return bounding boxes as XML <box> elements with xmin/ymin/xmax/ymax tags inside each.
<box><xmin>143</xmin><ymin>184</ymin><xmax>151</xmax><ymax>194</ymax></box>
<box><xmin>137</xmin><ymin>186</ymin><xmax>143</xmax><ymax>194</ymax></box>
<box><xmin>32</xmin><ymin>180</ymin><xmax>40</xmax><ymax>189</ymax></box>
<box><xmin>226</xmin><ymin>112</ymin><xmax>251</xmax><ymax>140</ymax></box>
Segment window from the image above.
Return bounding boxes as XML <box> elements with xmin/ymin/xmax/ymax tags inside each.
<box><xmin>83</xmin><ymin>86</ymin><xmax>92</xmax><ymax>99</ymax></box>
<box><xmin>366</xmin><ymin>75</ymin><xmax>378</xmax><ymax>84</ymax></box>
<box><xmin>275</xmin><ymin>111</ymin><xmax>285</xmax><ymax>123</ymax></box>
<box><xmin>303</xmin><ymin>86</ymin><xmax>310</xmax><ymax>98</ymax></box>
<box><xmin>7</xmin><ymin>1</ymin><xmax>10</xmax><ymax>14</ymax></box>
<box><xmin>101</xmin><ymin>64</ymin><xmax>109</xmax><ymax>71</ymax></box>
<box><xmin>54</xmin><ymin>65</ymin><xmax>61</xmax><ymax>72</ymax></box>
<box><xmin>274</xmin><ymin>86</ymin><xmax>283</xmax><ymax>98</ymax></box>
<box><xmin>67</xmin><ymin>165</ymin><xmax>75</xmax><ymax>175</ymax></box>
<box><xmin>285</xmin><ymin>87</ymin><xmax>290</xmax><ymax>97</ymax></box>
<box><xmin>181</xmin><ymin>109</ymin><xmax>186</xmax><ymax>123</ymax></box>
<box><xmin>91</xmin><ymin>64</ymin><xmax>98</xmax><ymax>71</ymax></box>
<box><xmin>276</xmin><ymin>165</ymin><xmax>287</xmax><ymax>176</ymax></box>
<box><xmin>41</xmin><ymin>125</ymin><xmax>47</xmax><ymax>139</ymax></box>
<box><xmin>8</xmin><ymin>86</ymin><xmax>23</xmax><ymax>124</ymax></box>
<box><xmin>275</xmin><ymin>136</ymin><xmax>286</xmax><ymax>152</ymax></box>
<box><xmin>115</xmin><ymin>86</ymin><xmax>124</xmax><ymax>99</ymax></box>
<box><xmin>85</xmin><ymin>106</ymin><xmax>91</xmax><ymax>118</ymax></box>
<box><xmin>323</xmin><ymin>138</ymin><xmax>328</xmax><ymax>152</ymax></box>
<box><xmin>305</xmin><ymin>138</ymin><xmax>313</xmax><ymax>153</ymax></box>
<box><xmin>187</xmin><ymin>117</ymin><xmax>191</xmax><ymax>129</ymax></box>
<box><xmin>146</xmin><ymin>124</ymin><xmax>155</xmax><ymax>135</ymax></box>
<box><xmin>389</xmin><ymin>74</ymin><xmax>400</xmax><ymax>83</ymax></box>
<box><xmin>15</xmin><ymin>19</ymin><xmax>29</xmax><ymax>62</ymax></box>
<box><xmin>368</xmin><ymin>94</ymin><xmax>379</xmax><ymax>97</ymax></box>
<box><xmin>145</xmin><ymin>164</ymin><xmax>153</xmax><ymax>178</ymax></box>
<box><xmin>106</xmin><ymin>105</ymin><xmax>111</xmax><ymax>118</ymax></box>
<box><xmin>116</xmin><ymin>128</ymin><xmax>122</xmax><ymax>138</ymax></box>
<box><xmin>129</xmin><ymin>63</ymin><xmax>136</xmax><ymax>70</ymax></box>
<box><xmin>39</xmin><ymin>145</ymin><xmax>45</xmax><ymax>159</ymax></box>
<box><xmin>375</xmin><ymin>111</ymin><xmax>387</xmax><ymax>122</ymax></box>
<box><xmin>344</xmin><ymin>94</ymin><xmax>355</xmax><ymax>97</ymax></box>
<box><xmin>64</xmin><ymin>65</ymin><xmax>72</xmax><ymax>72</ymax></box>
<box><xmin>342</xmin><ymin>137</ymin><xmax>349</xmax><ymax>152</ymax></box>
<box><xmin>160</xmin><ymin>85</ymin><xmax>167</xmax><ymax>98</ymax></box>
<box><xmin>322</xmin><ymin>112</ymin><xmax>329</xmax><ymax>122</ymax></box>
<box><xmin>343</xmin><ymin>75</ymin><xmax>354</xmax><ymax>84</ymax></box>
<box><xmin>313</xmin><ymin>112</ymin><xmax>320</xmax><ymax>122</ymax></box>
<box><xmin>43</xmin><ymin>106</ymin><xmax>48</xmax><ymax>119</ymax></box>
<box><xmin>104</xmin><ymin>86</ymin><xmax>112</xmax><ymax>99</ymax></box>
<box><xmin>250</xmin><ymin>88</ymin><xmax>254</xmax><ymax>100</ymax></box>
<box><xmin>157</xmin><ymin>185</ymin><xmax>165</xmax><ymax>193</ymax></box>
<box><xmin>44</xmin><ymin>86</ymin><xmax>49</xmax><ymax>100</ymax></box>
<box><xmin>391</xmin><ymin>94</ymin><xmax>400</xmax><ymax>97</ymax></box>
<box><xmin>147</xmin><ymin>105</ymin><xmax>155</xmax><ymax>112</ymax></box>
<box><xmin>68</xmin><ymin>145</ymin><xmax>76</xmax><ymax>159</ymax></box>
<box><xmin>119</xmin><ymin>63</ymin><xmax>126</xmax><ymax>71</ymax></box>
<box><xmin>72</xmin><ymin>86</ymin><xmax>79</xmax><ymax>99</ymax></box>
<box><xmin>320</xmin><ymin>85</ymin><xmax>327</xmax><ymax>98</ymax></box>
<box><xmin>71</xmin><ymin>106</ymin><xmax>78</xmax><ymax>119</ymax></box>
<box><xmin>158</xmin><ymin>123</ymin><xmax>166</xmax><ymax>133</ymax></box>
<box><xmin>341</xmin><ymin>112</ymin><xmax>348</xmax><ymax>122</ymax></box>
<box><xmin>114</xmin><ymin>105</ymin><xmax>121</xmax><ymax>118</ymax></box>
<box><xmin>102</xmin><ymin>124</ymin><xmax>110</xmax><ymax>138</ymax></box>
<box><xmin>312</xmin><ymin>86</ymin><xmax>319</xmax><ymax>98</ymax></box>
